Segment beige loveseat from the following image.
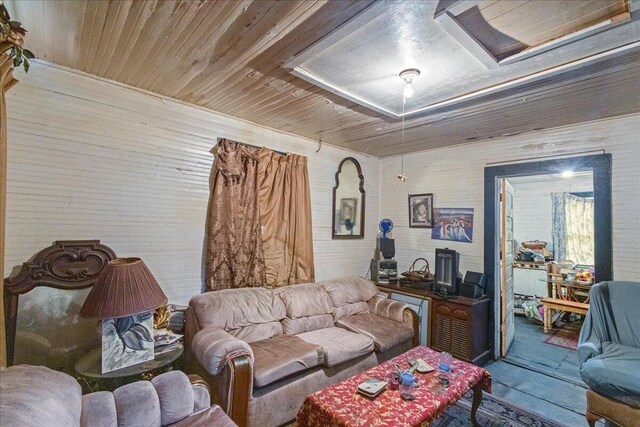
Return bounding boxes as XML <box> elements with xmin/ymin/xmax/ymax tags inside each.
<box><xmin>185</xmin><ymin>277</ymin><xmax>418</xmax><ymax>427</ymax></box>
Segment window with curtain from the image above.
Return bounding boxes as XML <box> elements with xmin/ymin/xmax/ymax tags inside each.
<box><xmin>551</xmin><ymin>192</ymin><xmax>594</xmax><ymax>265</ymax></box>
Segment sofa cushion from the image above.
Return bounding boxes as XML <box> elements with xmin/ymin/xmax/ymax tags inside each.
<box><xmin>190</xmin><ymin>287</ymin><xmax>286</xmax><ymax>343</ymax></box>
<box><xmin>276</xmin><ymin>283</ymin><xmax>333</xmax><ymax>318</ymax></box>
<box><xmin>80</xmin><ymin>392</ymin><xmax>117</xmax><ymax>427</ymax></box>
<box><xmin>297</xmin><ymin>327</ymin><xmax>374</xmax><ymax>367</ymax></box>
<box><xmin>580</xmin><ymin>341</ymin><xmax>640</xmax><ymax>407</ymax></box>
<box><xmin>319</xmin><ymin>277</ymin><xmax>379</xmax><ymax>320</ymax></box>
<box><xmin>282</xmin><ymin>314</ymin><xmax>334</xmax><ymax>335</ymax></box>
<box><xmin>0</xmin><ymin>365</ymin><xmax>82</xmax><ymax>427</ymax></box>
<box><xmin>336</xmin><ymin>314</ymin><xmax>414</xmax><ymax>352</ymax></box>
<box><xmin>250</xmin><ymin>334</ymin><xmax>323</xmax><ymax>388</ymax></box>
<box><xmin>152</xmin><ymin>370</ymin><xmax>195</xmax><ymax>426</ymax></box>
<box><xmin>169</xmin><ymin>405</ymin><xmax>238</xmax><ymax>427</ymax></box>
<box><xmin>276</xmin><ymin>283</ymin><xmax>335</xmax><ymax>334</ymax></box>
<box><xmin>113</xmin><ymin>380</ymin><xmax>162</xmax><ymax>426</ymax></box>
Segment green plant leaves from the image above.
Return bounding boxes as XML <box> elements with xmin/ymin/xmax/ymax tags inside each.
<box><xmin>1</xmin><ymin>2</ymin><xmax>32</xmax><ymax>72</ymax></box>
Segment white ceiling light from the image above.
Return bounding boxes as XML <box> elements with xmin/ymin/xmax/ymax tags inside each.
<box><xmin>400</xmin><ymin>68</ymin><xmax>420</xmax><ymax>100</ymax></box>
<box><xmin>397</xmin><ymin>68</ymin><xmax>420</xmax><ymax>182</ymax></box>
<box><xmin>561</xmin><ymin>170</ymin><xmax>574</xmax><ymax>178</ymax></box>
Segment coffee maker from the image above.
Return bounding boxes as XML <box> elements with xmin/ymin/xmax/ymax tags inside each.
<box><xmin>370</xmin><ymin>219</ymin><xmax>398</xmax><ymax>284</ymax></box>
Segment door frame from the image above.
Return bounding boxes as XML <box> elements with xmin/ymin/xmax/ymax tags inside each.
<box><xmin>484</xmin><ymin>153</ymin><xmax>612</xmax><ymax>358</ymax></box>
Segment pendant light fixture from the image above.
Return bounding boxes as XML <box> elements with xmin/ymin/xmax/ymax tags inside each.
<box><xmin>397</xmin><ymin>68</ymin><xmax>420</xmax><ymax>182</ymax></box>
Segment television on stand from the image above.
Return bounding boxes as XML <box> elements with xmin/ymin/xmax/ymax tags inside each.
<box><xmin>434</xmin><ymin>248</ymin><xmax>460</xmax><ymax>297</ymax></box>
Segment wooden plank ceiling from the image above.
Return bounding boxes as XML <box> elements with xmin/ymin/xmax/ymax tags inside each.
<box><xmin>8</xmin><ymin>0</ymin><xmax>640</xmax><ymax>157</ymax></box>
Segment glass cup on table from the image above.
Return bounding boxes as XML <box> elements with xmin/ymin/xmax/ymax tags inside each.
<box><xmin>388</xmin><ymin>370</ymin><xmax>400</xmax><ymax>390</ymax></box>
<box><xmin>400</xmin><ymin>372</ymin><xmax>416</xmax><ymax>400</ymax></box>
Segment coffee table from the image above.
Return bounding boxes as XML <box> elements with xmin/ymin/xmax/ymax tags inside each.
<box><xmin>297</xmin><ymin>346</ymin><xmax>491</xmax><ymax>427</ymax></box>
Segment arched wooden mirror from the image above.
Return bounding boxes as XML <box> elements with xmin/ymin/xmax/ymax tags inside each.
<box><xmin>333</xmin><ymin>157</ymin><xmax>365</xmax><ymax>239</ymax></box>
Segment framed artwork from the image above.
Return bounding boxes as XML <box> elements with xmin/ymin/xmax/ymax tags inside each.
<box><xmin>408</xmin><ymin>193</ymin><xmax>434</xmax><ymax>228</ymax></box>
<box><xmin>431</xmin><ymin>208</ymin><xmax>474</xmax><ymax>243</ymax></box>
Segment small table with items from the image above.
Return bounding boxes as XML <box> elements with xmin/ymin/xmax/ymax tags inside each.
<box><xmin>541</xmin><ymin>273</ymin><xmax>592</xmax><ymax>332</ymax></box>
<box><xmin>74</xmin><ymin>344</ymin><xmax>183</xmax><ymax>393</ymax></box>
<box><xmin>296</xmin><ymin>346</ymin><xmax>491</xmax><ymax>427</ymax></box>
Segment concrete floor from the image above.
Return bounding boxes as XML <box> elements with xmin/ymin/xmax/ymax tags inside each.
<box><xmin>485</xmin><ymin>316</ymin><xmax>602</xmax><ymax>427</ymax></box>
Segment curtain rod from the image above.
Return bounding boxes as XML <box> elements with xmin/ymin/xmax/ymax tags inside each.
<box><xmin>217</xmin><ymin>137</ymin><xmax>287</xmax><ymax>156</ymax></box>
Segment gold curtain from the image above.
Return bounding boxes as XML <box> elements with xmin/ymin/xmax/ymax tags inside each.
<box><xmin>258</xmin><ymin>148</ymin><xmax>315</xmax><ymax>287</ymax></box>
<box><xmin>205</xmin><ymin>139</ymin><xmax>266</xmax><ymax>291</ymax></box>
<box><xmin>0</xmin><ymin>53</ymin><xmax>17</xmax><ymax>367</ymax></box>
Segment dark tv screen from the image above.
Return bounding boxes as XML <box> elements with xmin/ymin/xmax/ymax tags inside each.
<box><xmin>434</xmin><ymin>248</ymin><xmax>459</xmax><ymax>294</ymax></box>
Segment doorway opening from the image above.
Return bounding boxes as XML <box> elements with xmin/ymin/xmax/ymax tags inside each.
<box><xmin>484</xmin><ymin>153</ymin><xmax>612</xmax><ymax>359</ymax></box>
<box><xmin>501</xmin><ymin>171</ymin><xmax>594</xmax><ymax>384</ymax></box>
<box><xmin>483</xmin><ymin>154</ymin><xmax>612</xmax><ymax>425</ymax></box>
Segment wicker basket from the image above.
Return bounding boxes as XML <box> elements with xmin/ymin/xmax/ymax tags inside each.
<box><xmin>401</xmin><ymin>258</ymin><xmax>434</xmax><ymax>283</ymax></box>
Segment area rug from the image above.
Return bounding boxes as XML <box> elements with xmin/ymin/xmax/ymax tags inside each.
<box><xmin>432</xmin><ymin>391</ymin><xmax>566</xmax><ymax>427</ymax></box>
<box><xmin>543</xmin><ymin>324</ymin><xmax>581</xmax><ymax>350</ymax></box>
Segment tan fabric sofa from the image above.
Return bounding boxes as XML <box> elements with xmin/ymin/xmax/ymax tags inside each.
<box><xmin>185</xmin><ymin>277</ymin><xmax>418</xmax><ymax>427</ymax></box>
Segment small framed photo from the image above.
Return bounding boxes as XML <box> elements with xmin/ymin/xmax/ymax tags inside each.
<box><xmin>408</xmin><ymin>193</ymin><xmax>434</xmax><ymax>228</ymax></box>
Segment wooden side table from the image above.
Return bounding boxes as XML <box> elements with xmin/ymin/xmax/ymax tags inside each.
<box><xmin>75</xmin><ymin>344</ymin><xmax>183</xmax><ymax>393</ymax></box>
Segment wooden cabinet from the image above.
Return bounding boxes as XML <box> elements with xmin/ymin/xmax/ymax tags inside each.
<box><xmin>429</xmin><ymin>296</ymin><xmax>490</xmax><ymax>365</ymax></box>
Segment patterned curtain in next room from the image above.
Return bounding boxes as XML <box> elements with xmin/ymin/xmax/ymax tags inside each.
<box><xmin>551</xmin><ymin>192</ymin><xmax>594</xmax><ymax>266</ymax></box>
<box><xmin>205</xmin><ymin>139</ymin><xmax>266</xmax><ymax>291</ymax></box>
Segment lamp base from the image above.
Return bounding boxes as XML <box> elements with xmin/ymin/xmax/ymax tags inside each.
<box><xmin>101</xmin><ymin>311</ymin><xmax>154</xmax><ymax>374</ymax></box>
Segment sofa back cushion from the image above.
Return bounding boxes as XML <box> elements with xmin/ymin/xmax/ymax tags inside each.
<box><xmin>319</xmin><ymin>277</ymin><xmax>379</xmax><ymax>320</ymax></box>
<box><xmin>190</xmin><ymin>287</ymin><xmax>286</xmax><ymax>343</ymax></box>
<box><xmin>276</xmin><ymin>283</ymin><xmax>334</xmax><ymax>334</ymax></box>
<box><xmin>0</xmin><ymin>365</ymin><xmax>82</xmax><ymax>427</ymax></box>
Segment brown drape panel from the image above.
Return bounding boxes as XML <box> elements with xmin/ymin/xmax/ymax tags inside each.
<box><xmin>205</xmin><ymin>139</ymin><xmax>266</xmax><ymax>291</ymax></box>
<box><xmin>258</xmin><ymin>148</ymin><xmax>315</xmax><ymax>287</ymax></box>
<box><xmin>0</xmin><ymin>53</ymin><xmax>17</xmax><ymax>367</ymax></box>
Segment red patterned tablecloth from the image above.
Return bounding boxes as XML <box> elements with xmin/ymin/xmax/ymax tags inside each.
<box><xmin>296</xmin><ymin>346</ymin><xmax>491</xmax><ymax>427</ymax></box>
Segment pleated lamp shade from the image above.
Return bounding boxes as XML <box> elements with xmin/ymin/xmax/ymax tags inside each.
<box><xmin>80</xmin><ymin>257</ymin><xmax>167</xmax><ymax>319</ymax></box>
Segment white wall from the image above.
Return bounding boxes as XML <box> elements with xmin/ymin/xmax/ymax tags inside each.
<box><xmin>380</xmin><ymin>114</ymin><xmax>640</xmax><ymax>281</ymax></box>
<box><xmin>4</xmin><ymin>63</ymin><xmax>380</xmax><ymax>304</ymax></box>
<box><xmin>510</xmin><ymin>173</ymin><xmax>593</xmax><ymax>249</ymax></box>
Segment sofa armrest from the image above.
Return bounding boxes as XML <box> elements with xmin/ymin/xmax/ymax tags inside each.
<box><xmin>188</xmin><ymin>374</ymin><xmax>211</xmax><ymax>413</ymax></box>
<box><xmin>192</xmin><ymin>328</ymin><xmax>254</xmax><ymax>376</ymax></box>
<box><xmin>369</xmin><ymin>295</ymin><xmax>419</xmax><ymax>347</ymax></box>
<box><xmin>368</xmin><ymin>295</ymin><xmax>409</xmax><ymax>322</ymax></box>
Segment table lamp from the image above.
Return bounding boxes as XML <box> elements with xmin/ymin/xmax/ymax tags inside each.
<box><xmin>81</xmin><ymin>257</ymin><xmax>167</xmax><ymax>373</ymax></box>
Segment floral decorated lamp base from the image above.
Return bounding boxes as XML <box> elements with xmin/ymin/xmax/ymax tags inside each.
<box><xmin>101</xmin><ymin>312</ymin><xmax>154</xmax><ymax>374</ymax></box>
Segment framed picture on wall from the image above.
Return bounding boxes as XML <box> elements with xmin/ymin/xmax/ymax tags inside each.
<box><xmin>431</xmin><ymin>208</ymin><xmax>474</xmax><ymax>243</ymax></box>
<box><xmin>408</xmin><ymin>193</ymin><xmax>434</xmax><ymax>228</ymax></box>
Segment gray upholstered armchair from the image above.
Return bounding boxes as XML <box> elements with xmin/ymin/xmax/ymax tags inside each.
<box><xmin>0</xmin><ymin>365</ymin><xmax>237</xmax><ymax>427</ymax></box>
<box><xmin>577</xmin><ymin>281</ymin><xmax>640</xmax><ymax>426</ymax></box>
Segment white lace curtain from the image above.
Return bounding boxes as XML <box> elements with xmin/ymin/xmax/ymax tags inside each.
<box><xmin>551</xmin><ymin>193</ymin><xmax>594</xmax><ymax>265</ymax></box>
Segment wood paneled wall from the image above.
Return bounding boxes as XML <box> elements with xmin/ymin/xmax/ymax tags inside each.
<box><xmin>4</xmin><ymin>62</ymin><xmax>380</xmax><ymax>304</ymax></box>
<box><xmin>380</xmin><ymin>114</ymin><xmax>640</xmax><ymax>281</ymax></box>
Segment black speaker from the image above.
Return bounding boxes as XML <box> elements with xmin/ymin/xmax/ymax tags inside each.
<box><xmin>459</xmin><ymin>271</ymin><xmax>486</xmax><ymax>298</ymax></box>
<box><xmin>377</xmin><ymin>238</ymin><xmax>395</xmax><ymax>259</ymax></box>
